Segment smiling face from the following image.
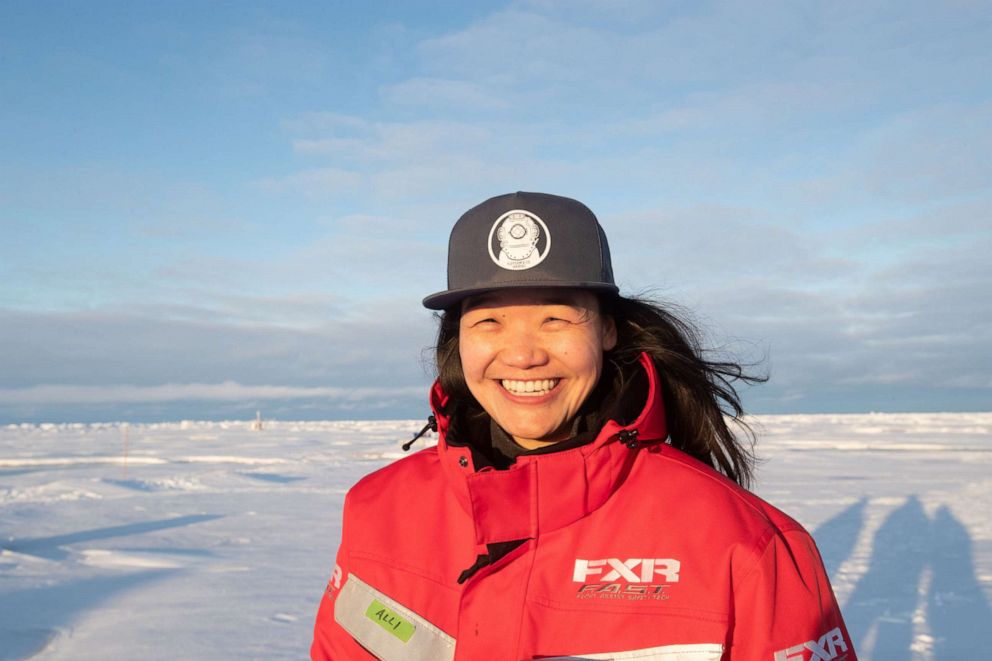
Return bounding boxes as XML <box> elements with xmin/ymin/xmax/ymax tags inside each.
<box><xmin>458</xmin><ymin>288</ymin><xmax>617</xmax><ymax>449</ymax></box>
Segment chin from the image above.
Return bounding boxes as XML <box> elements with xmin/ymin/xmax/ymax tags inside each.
<box><xmin>503</xmin><ymin>423</ymin><xmax>565</xmax><ymax>445</ymax></box>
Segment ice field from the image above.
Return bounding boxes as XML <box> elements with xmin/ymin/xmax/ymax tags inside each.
<box><xmin>1</xmin><ymin>413</ymin><xmax>990</xmax><ymax>660</ymax></box>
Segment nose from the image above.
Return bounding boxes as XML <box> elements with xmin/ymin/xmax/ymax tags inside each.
<box><xmin>498</xmin><ymin>327</ymin><xmax>549</xmax><ymax>369</ymax></box>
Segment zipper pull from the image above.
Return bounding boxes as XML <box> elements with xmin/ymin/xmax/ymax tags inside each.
<box><xmin>402</xmin><ymin>415</ymin><xmax>437</xmax><ymax>451</ymax></box>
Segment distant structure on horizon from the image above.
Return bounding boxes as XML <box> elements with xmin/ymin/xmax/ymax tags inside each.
<box><xmin>250</xmin><ymin>410</ymin><xmax>263</xmax><ymax>431</ymax></box>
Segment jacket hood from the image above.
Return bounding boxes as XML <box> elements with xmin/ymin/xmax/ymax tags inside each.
<box><xmin>427</xmin><ymin>352</ymin><xmax>668</xmax><ymax>546</ymax></box>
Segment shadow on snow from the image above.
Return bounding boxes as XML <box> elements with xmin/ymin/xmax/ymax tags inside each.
<box><xmin>1</xmin><ymin>514</ymin><xmax>223</xmax><ymax>561</ymax></box>
<box><xmin>0</xmin><ymin>570</ymin><xmax>177</xmax><ymax>660</ymax></box>
<box><xmin>0</xmin><ymin>514</ymin><xmax>223</xmax><ymax>659</ymax></box>
<box><xmin>814</xmin><ymin>496</ymin><xmax>992</xmax><ymax>659</ymax></box>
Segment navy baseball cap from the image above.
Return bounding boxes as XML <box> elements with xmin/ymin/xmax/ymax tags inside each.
<box><xmin>423</xmin><ymin>192</ymin><xmax>618</xmax><ymax>310</ymax></box>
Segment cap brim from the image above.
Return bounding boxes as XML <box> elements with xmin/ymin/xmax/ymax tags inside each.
<box><xmin>422</xmin><ymin>281</ymin><xmax>620</xmax><ymax>311</ymax></box>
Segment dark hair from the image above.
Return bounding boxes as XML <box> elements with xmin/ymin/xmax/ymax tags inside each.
<box><xmin>434</xmin><ymin>294</ymin><xmax>764</xmax><ymax>488</ymax></box>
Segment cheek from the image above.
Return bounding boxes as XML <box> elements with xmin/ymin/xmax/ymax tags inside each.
<box><xmin>458</xmin><ymin>337</ymin><xmax>487</xmax><ymax>381</ymax></box>
<box><xmin>552</xmin><ymin>337</ymin><xmax>603</xmax><ymax>384</ymax></box>
<box><xmin>576</xmin><ymin>340</ymin><xmax>605</xmax><ymax>384</ymax></box>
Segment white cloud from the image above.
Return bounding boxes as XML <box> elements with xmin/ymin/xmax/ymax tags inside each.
<box><xmin>380</xmin><ymin>77</ymin><xmax>507</xmax><ymax>110</ymax></box>
<box><xmin>786</xmin><ymin>103</ymin><xmax>992</xmax><ymax>211</ymax></box>
<box><xmin>254</xmin><ymin>167</ymin><xmax>363</xmax><ymax>197</ymax></box>
<box><xmin>286</xmin><ymin>115</ymin><xmax>498</xmax><ymax>163</ymax></box>
<box><xmin>0</xmin><ymin>305</ymin><xmax>438</xmax><ymax>392</ymax></box>
<box><xmin>200</xmin><ymin>21</ymin><xmax>334</xmax><ymax>98</ymax></box>
<box><xmin>282</xmin><ymin>112</ymin><xmax>372</xmax><ymax>133</ymax></box>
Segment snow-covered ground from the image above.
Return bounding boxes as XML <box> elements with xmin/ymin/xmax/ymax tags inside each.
<box><xmin>1</xmin><ymin>413</ymin><xmax>990</xmax><ymax>660</ymax></box>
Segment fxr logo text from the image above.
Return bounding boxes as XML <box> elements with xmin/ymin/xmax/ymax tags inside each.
<box><xmin>573</xmin><ymin>558</ymin><xmax>681</xmax><ymax>583</ymax></box>
<box><xmin>773</xmin><ymin>627</ymin><xmax>849</xmax><ymax>661</ymax></box>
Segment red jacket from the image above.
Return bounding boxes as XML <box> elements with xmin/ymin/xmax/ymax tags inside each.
<box><xmin>312</xmin><ymin>355</ymin><xmax>855</xmax><ymax>660</ymax></box>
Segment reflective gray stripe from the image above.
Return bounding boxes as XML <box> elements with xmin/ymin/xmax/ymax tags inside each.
<box><xmin>334</xmin><ymin>573</ymin><xmax>456</xmax><ymax>661</ymax></box>
<box><xmin>539</xmin><ymin>643</ymin><xmax>724</xmax><ymax>661</ymax></box>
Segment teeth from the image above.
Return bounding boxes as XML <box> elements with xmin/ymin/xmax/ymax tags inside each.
<box><xmin>501</xmin><ymin>379</ymin><xmax>559</xmax><ymax>396</ymax></box>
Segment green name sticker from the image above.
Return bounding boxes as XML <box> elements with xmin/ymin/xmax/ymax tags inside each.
<box><xmin>365</xmin><ymin>599</ymin><xmax>415</xmax><ymax>643</ymax></box>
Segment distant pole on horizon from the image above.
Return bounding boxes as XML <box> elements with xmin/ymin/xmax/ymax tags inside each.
<box><xmin>251</xmin><ymin>410</ymin><xmax>263</xmax><ymax>432</ymax></box>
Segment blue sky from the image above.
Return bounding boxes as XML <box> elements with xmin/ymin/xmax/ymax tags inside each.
<box><xmin>1</xmin><ymin>0</ymin><xmax>990</xmax><ymax>423</ymax></box>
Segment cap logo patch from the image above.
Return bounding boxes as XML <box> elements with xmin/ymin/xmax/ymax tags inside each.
<box><xmin>488</xmin><ymin>209</ymin><xmax>551</xmax><ymax>270</ymax></box>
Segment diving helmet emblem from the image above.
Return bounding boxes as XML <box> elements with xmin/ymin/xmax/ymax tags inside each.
<box><xmin>488</xmin><ymin>210</ymin><xmax>551</xmax><ymax>270</ymax></box>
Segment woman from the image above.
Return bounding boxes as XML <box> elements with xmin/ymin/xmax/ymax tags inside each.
<box><xmin>312</xmin><ymin>192</ymin><xmax>855</xmax><ymax>660</ymax></box>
